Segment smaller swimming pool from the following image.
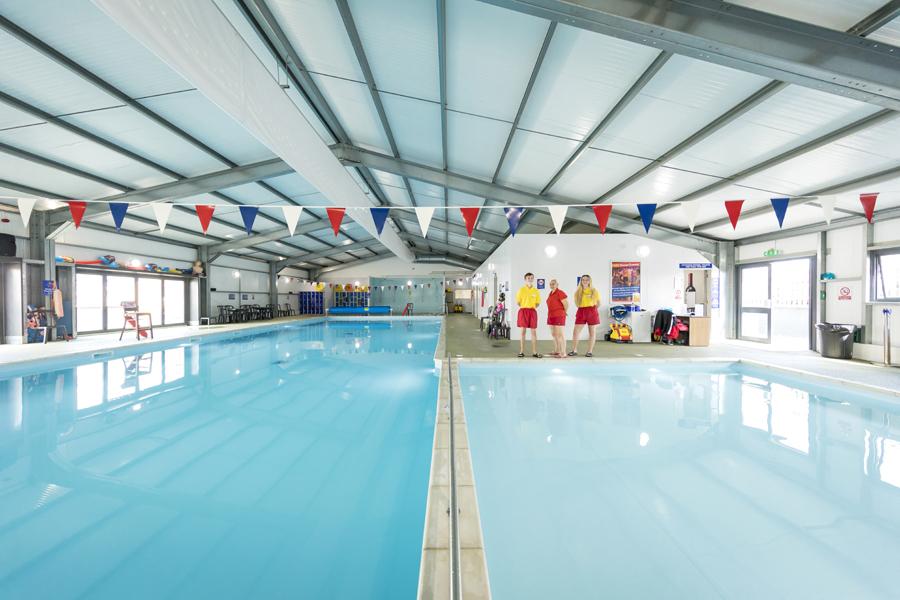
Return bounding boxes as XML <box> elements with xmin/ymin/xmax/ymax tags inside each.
<box><xmin>461</xmin><ymin>361</ymin><xmax>900</xmax><ymax>599</ymax></box>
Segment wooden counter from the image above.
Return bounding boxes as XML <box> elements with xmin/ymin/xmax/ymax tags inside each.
<box><xmin>678</xmin><ymin>315</ymin><xmax>711</xmax><ymax>347</ymax></box>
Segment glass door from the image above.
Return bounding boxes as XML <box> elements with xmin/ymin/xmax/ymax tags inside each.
<box><xmin>739</xmin><ymin>264</ymin><xmax>771</xmax><ymax>342</ymax></box>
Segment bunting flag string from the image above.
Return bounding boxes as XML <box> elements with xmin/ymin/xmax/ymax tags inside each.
<box><xmin>637</xmin><ymin>204</ymin><xmax>656</xmax><ymax>234</ymax></box>
<box><xmin>681</xmin><ymin>200</ymin><xmax>700</xmax><ymax>232</ymax></box>
<box><xmin>860</xmin><ymin>192</ymin><xmax>878</xmax><ymax>223</ymax></box>
<box><xmin>592</xmin><ymin>205</ymin><xmax>612</xmax><ymax>234</ymax></box>
<box><xmin>195</xmin><ymin>204</ymin><xmax>215</xmax><ymax>234</ymax></box>
<box><xmin>326</xmin><ymin>207</ymin><xmax>345</xmax><ymax>236</ymax></box>
<box><xmin>460</xmin><ymin>207</ymin><xmax>480</xmax><ymax>237</ymax></box>
<box><xmin>549</xmin><ymin>205</ymin><xmax>567</xmax><ymax>234</ymax></box>
<box><xmin>68</xmin><ymin>201</ymin><xmax>87</xmax><ymax>229</ymax></box>
<box><xmin>770</xmin><ymin>197</ymin><xmax>789</xmax><ymax>229</ymax></box>
<box><xmin>819</xmin><ymin>195</ymin><xmax>836</xmax><ymax>225</ymax></box>
<box><xmin>416</xmin><ymin>207</ymin><xmax>435</xmax><ymax>237</ymax></box>
<box><xmin>17</xmin><ymin>198</ymin><xmax>36</xmax><ymax>228</ymax></box>
<box><xmin>724</xmin><ymin>200</ymin><xmax>744</xmax><ymax>230</ymax></box>
<box><xmin>109</xmin><ymin>202</ymin><xmax>129</xmax><ymax>231</ymax></box>
<box><xmin>239</xmin><ymin>205</ymin><xmax>259</xmax><ymax>235</ymax></box>
<box><xmin>370</xmin><ymin>207</ymin><xmax>390</xmax><ymax>236</ymax></box>
<box><xmin>152</xmin><ymin>203</ymin><xmax>172</xmax><ymax>233</ymax></box>
<box><xmin>504</xmin><ymin>207</ymin><xmax>524</xmax><ymax>236</ymax></box>
<box><xmin>282</xmin><ymin>205</ymin><xmax>302</xmax><ymax>236</ymax></box>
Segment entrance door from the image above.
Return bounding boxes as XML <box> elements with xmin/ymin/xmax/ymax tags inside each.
<box><xmin>739</xmin><ymin>258</ymin><xmax>813</xmax><ymax>349</ymax></box>
<box><xmin>739</xmin><ymin>264</ymin><xmax>771</xmax><ymax>343</ymax></box>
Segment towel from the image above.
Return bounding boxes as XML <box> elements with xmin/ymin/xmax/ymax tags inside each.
<box><xmin>53</xmin><ymin>288</ymin><xmax>64</xmax><ymax>318</ymax></box>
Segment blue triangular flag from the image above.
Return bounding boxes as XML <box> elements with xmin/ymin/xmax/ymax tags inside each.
<box><xmin>637</xmin><ymin>203</ymin><xmax>656</xmax><ymax>233</ymax></box>
<box><xmin>109</xmin><ymin>202</ymin><xmax>128</xmax><ymax>231</ymax></box>
<box><xmin>370</xmin><ymin>207</ymin><xmax>390</xmax><ymax>236</ymax></box>
<box><xmin>239</xmin><ymin>206</ymin><xmax>259</xmax><ymax>235</ymax></box>
<box><xmin>504</xmin><ymin>207</ymin><xmax>525</xmax><ymax>236</ymax></box>
<box><xmin>770</xmin><ymin>197</ymin><xmax>789</xmax><ymax>228</ymax></box>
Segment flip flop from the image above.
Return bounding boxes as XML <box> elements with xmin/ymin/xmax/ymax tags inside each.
<box><xmin>517</xmin><ymin>352</ymin><xmax>525</xmax><ymax>358</ymax></box>
<box><xmin>567</xmin><ymin>351</ymin><xmax>577</xmax><ymax>357</ymax></box>
<box><xmin>532</xmin><ymin>353</ymin><xmax>543</xmax><ymax>358</ymax></box>
<box><xmin>585</xmin><ymin>352</ymin><xmax>593</xmax><ymax>357</ymax></box>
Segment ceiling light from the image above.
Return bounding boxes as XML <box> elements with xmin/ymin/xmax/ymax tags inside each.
<box><xmin>129</xmin><ymin>259</ymin><xmax>142</xmax><ymax>267</ymax></box>
<box><xmin>233</xmin><ymin>271</ymin><xmax>240</xmax><ymax>278</ymax></box>
<box><xmin>544</xmin><ymin>245</ymin><xmax>557</xmax><ymax>258</ymax></box>
<box><xmin>342</xmin><ymin>239</ymin><xmax>353</xmax><ymax>245</ymax></box>
<box><xmin>636</xmin><ymin>245</ymin><xmax>651</xmax><ymax>258</ymax></box>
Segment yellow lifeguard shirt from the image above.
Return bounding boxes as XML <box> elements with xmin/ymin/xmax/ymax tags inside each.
<box><xmin>516</xmin><ymin>286</ymin><xmax>540</xmax><ymax>309</ymax></box>
<box><xmin>577</xmin><ymin>287</ymin><xmax>599</xmax><ymax>308</ymax></box>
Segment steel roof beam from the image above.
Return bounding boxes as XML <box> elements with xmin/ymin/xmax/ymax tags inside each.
<box><xmin>478</xmin><ymin>0</ymin><xmax>900</xmax><ymax>110</ymax></box>
<box><xmin>275</xmin><ymin>239</ymin><xmax>384</xmax><ymax>270</ymax></box>
<box><xmin>847</xmin><ymin>0</ymin><xmax>900</xmax><ymax>36</ymax></box>
<box><xmin>398</xmin><ymin>234</ymin><xmax>489</xmax><ymax>259</ymax></box>
<box><xmin>311</xmin><ymin>251</ymin><xmax>394</xmax><ymax>277</ymax></box>
<box><xmin>208</xmin><ymin>218</ymin><xmax>346</xmax><ymax>255</ymax></box>
<box><xmin>735</xmin><ymin>205</ymin><xmax>900</xmax><ymax>246</ymax></box>
<box><xmin>334</xmin><ymin>144</ymin><xmax>718</xmax><ymax>255</ymax></box>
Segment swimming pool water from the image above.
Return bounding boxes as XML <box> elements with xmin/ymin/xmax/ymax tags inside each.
<box><xmin>0</xmin><ymin>319</ymin><xmax>441</xmax><ymax>599</ymax></box>
<box><xmin>461</xmin><ymin>362</ymin><xmax>900</xmax><ymax>600</ymax></box>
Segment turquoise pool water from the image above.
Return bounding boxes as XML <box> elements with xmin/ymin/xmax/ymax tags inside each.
<box><xmin>0</xmin><ymin>319</ymin><xmax>441</xmax><ymax>599</ymax></box>
<box><xmin>461</xmin><ymin>362</ymin><xmax>900</xmax><ymax>599</ymax></box>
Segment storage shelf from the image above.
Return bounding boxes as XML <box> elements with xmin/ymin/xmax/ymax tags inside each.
<box><xmin>819</xmin><ymin>277</ymin><xmax>861</xmax><ymax>284</ymax></box>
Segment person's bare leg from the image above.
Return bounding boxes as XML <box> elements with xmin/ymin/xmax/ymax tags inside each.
<box><xmin>587</xmin><ymin>324</ymin><xmax>597</xmax><ymax>354</ymax></box>
<box><xmin>559</xmin><ymin>328</ymin><xmax>567</xmax><ymax>356</ymax></box>
<box><xmin>571</xmin><ymin>324</ymin><xmax>584</xmax><ymax>354</ymax></box>
<box><xmin>519</xmin><ymin>327</ymin><xmax>526</xmax><ymax>355</ymax></box>
<box><xmin>531</xmin><ymin>329</ymin><xmax>538</xmax><ymax>355</ymax></box>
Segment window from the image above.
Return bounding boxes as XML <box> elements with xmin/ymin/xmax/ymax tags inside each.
<box><xmin>163</xmin><ymin>279</ymin><xmax>185</xmax><ymax>325</ymax></box>
<box><xmin>106</xmin><ymin>275</ymin><xmax>136</xmax><ymax>329</ymax></box>
<box><xmin>138</xmin><ymin>277</ymin><xmax>162</xmax><ymax>325</ymax></box>
<box><xmin>75</xmin><ymin>273</ymin><xmax>104</xmax><ymax>332</ymax></box>
<box><xmin>871</xmin><ymin>247</ymin><xmax>900</xmax><ymax>302</ymax></box>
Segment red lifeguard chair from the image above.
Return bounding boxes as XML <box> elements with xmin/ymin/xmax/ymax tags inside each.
<box><xmin>119</xmin><ymin>301</ymin><xmax>154</xmax><ymax>341</ymax></box>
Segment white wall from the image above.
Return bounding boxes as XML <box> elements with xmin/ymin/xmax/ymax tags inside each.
<box><xmin>208</xmin><ymin>254</ymin><xmax>270</xmax><ymax>308</ymax></box>
<box><xmin>315</xmin><ymin>256</ymin><xmax>470</xmax><ymax>279</ymax></box>
<box><xmin>474</xmin><ymin>233</ymin><xmax>718</xmax><ymax>341</ymax></box>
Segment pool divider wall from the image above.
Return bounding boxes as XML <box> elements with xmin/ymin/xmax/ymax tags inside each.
<box><xmin>417</xmin><ymin>357</ymin><xmax>491</xmax><ymax>600</ymax></box>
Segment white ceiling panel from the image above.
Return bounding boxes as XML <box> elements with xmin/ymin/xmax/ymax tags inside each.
<box><xmin>447</xmin><ymin>112</ymin><xmax>510</xmax><ymax>180</ymax></box>
<box><xmin>266</xmin><ymin>0</ymin><xmax>363</xmax><ymax>81</ymax></box>
<box><xmin>380</xmin><ymin>94</ymin><xmax>442</xmax><ymax>168</ymax></box>
<box><xmin>0</xmin><ymin>122</ymin><xmax>170</xmax><ymax>190</ymax></box>
<box><xmin>368</xmin><ymin>169</ymin><xmax>410</xmax><ymax>205</ymax></box>
<box><xmin>724</xmin><ymin>0</ymin><xmax>885</xmax><ymax>31</ymax></box>
<box><xmin>2</xmin><ymin>0</ymin><xmax>190</xmax><ymax>99</ymax></box>
<box><xmin>666</xmin><ymin>86</ymin><xmax>881</xmax><ymax>178</ymax></box>
<box><xmin>739</xmin><ymin>119</ymin><xmax>900</xmax><ymax>195</ymax></box>
<box><xmin>518</xmin><ymin>24</ymin><xmax>660</xmax><ymax>141</ymax></box>
<box><xmin>869</xmin><ymin>16</ymin><xmax>900</xmax><ymax>45</ymax></box>
<box><xmin>410</xmin><ymin>180</ymin><xmax>444</xmax><ymax>204</ymax></box>
<box><xmin>313</xmin><ymin>75</ymin><xmax>390</xmax><ymax>154</ymax></box>
<box><xmin>592</xmin><ymin>55</ymin><xmax>771</xmax><ymax>159</ymax></box>
<box><xmin>215</xmin><ymin>182</ymin><xmax>284</xmax><ymax>206</ymax></box>
<box><xmin>497</xmin><ymin>130</ymin><xmax>578</xmax><ymax>192</ymax></box>
<box><xmin>0</xmin><ymin>102</ymin><xmax>41</xmax><ymax>131</ymax></box>
<box><xmin>605</xmin><ymin>166</ymin><xmax>721</xmax><ymax>206</ymax></box>
<box><xmin>0</xmin><ymin>33</ymin><xmax>116</xmax><ymax>116</ymax></box>
<box><xmin>446</xmin><ymin>0</ymin><xmax>548</xmax><ymax>121</ymax></box>
<box><xmin>60</xmin><ymin>104</ymin><xmax>226</xmax><ymax>177</ymax></box>
<box><xmin>139</xmin><ymin>90</ymin><xmax>275</xmax><ymax>165</ymax></box>
<box><xmin>0</xmin><ymin>151</ymin><xmax>119</xmax><ymax>199</ymax></box>
<box><xmin>348</xmin><ymin>0</ymin><xmax>439</xmax><ymax>100</ymax></box>
<box><xmin>550</xmin><ymin>149</ymin><xmax>651</xmax><ymax>201</ymax></box>
<box><xmin>261</xmin><ymin>173</ymin><xmax>318</xmax><ymax>200</ymax></box>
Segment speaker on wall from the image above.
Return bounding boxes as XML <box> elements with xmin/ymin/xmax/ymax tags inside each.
<box><xmin>0</xmin><ymin>233</ymin><xmax>15</xmax><ymax>257</ymax></box>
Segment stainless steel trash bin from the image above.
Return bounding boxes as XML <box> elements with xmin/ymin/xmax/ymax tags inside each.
<box><xmin>816</xmin><ymin>323</ymin><xmax>856</xmax><ymax>359</ymax></box>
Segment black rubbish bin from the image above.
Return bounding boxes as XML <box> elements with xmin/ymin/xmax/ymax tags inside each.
<box><xmin>816</xmin><ymin>323</ymin><xmax>856</xmax><ymax>359</ymax></box>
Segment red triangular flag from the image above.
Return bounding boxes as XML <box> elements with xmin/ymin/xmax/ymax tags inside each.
<box><xmin>195</xmin><ymin>205</ymin><xmax>215</xmax><ymax>234</ymax></box>
<box><xmin>460</xmin><ymin>208</ymin><xmax>480</xmax><ymax>237</ymax></box>
<box><xmin>327</xmin><ymin>207</ymin><xmax>346</xmax><ymax>236</ymax></box>
<box><xmin>68</xmin><ymin>201</ymin><xmax>87</xmax><ymax>228</ymax></box>
<box><xmin>724</xmin><ymin>200</ymin><xmax>744</xmax><ymax>230</ymax></box>
<box><xmin>592</xmin><ymin>205</ymin><xmax>612</xmax><ymax>234</ymax></box>
<box><xmin>860</xmin><ymin>193</ymin><xmax>878</xmax><ymax>223</ymax></box>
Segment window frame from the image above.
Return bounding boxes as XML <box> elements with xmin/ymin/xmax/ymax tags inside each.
<box><xmin>870</xmin><ymin>246</ymin><xmax>900</xmax><ymax>303</ymax></box>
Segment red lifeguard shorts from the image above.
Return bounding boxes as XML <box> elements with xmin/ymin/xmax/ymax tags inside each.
<box><xmin>575</xmin><ymin>306</ymin><xmax>600</xmax><ymax>325</ymax></box>
<box><xmin>547</xmin><ymin>315</ymin><xmax>566</xmax><ymax>326</ymax></box>
<box><xmin>517</xmin><ymin>308</ymin><xmax>538</xmax><ymax>329</ymax></box>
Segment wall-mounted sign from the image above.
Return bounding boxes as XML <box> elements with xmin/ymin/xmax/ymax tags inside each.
<box><xmin>42</xmin><ymin>280</ymin><xmax>55</xmax><ymax>296</ymax></box>
<box><xmin>838</xmin><ymin>286</ymin><xmax>852</xmax><ymax>301</ymax></box>
<box><xmin>611</xmin><ymin>261</ymin><xmax>641</xmax><ymax>303</ymax></box>
<box><xmin>678</xmin><ymin>263</ymin><xmax>713</xmax><ymax>269</ymax></box>
<box><xmin>710</xmin><ymin>273</ymin><xmax>720</xmax><ymax>309</ymax></box>
<box><xmin>228</xmin><ymin>293</ymin><xmax>235</xmax><ymax>300</ymax></box>
<box><xmin>536</xmin><ymin>278</ymin><xmax>545</xmax><ymax>290</ymax></box>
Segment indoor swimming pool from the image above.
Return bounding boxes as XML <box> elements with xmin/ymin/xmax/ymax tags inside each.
<box><xmin>461</xmin><ymin>362</ymin><xmax>900</xmax><ymax>600</ymax></box>
<box><xmin>0</xmin><ymin>319</ymin><xmax>441</xmax><ymax>599</ymax></box>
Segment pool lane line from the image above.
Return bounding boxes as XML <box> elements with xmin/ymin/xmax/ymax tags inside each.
<box><xmin>448</xmin><ymin>357</ymin><xmax>461</xmax><ymax>600</ymax></box>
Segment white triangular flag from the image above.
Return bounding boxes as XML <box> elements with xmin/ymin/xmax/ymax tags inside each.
<box><xmin>819</xmin><ymin>195</ymin><xmax>836</xmax><ymax>225</ymax></box>
<box><xmin>152</xmin><ymin>203</ymin><xmax>172</xmax><ymax>233</ymax></box>
<box><xmin>681</xmin><ymin>200</ymin><xmax>701</xmax><ymax>232</ymax></box>
<box><xmin>548</xmin><ymin>205</ymin><xmax>567</xmax><ymax>234</ymax></box>
<box><xmin>416</xmin><ymin>207</ymin><xmax>435</xmax><ymax>238</ymax></box>
<box><xmin>17</xmin><ymin>198</ymin><xmax>36</xmax><ymax>228</ymax></box>
<box><xmin>282</xmin><ymin>205</ymin><xmax>303</xmax><ymax>236</ymax></box>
